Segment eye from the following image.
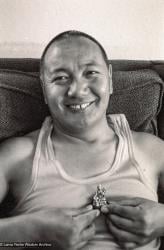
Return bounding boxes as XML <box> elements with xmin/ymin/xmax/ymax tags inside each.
<box><xmin>53</xmin><ymin>75</ymin><xmax>69</xmax><ymax>84</ymax></box>
<box><xmin>85</xmin><ymin>70</ymin><xmax>99</xmax><ymax>78</ymax></box>
<box><xmin>87</xmin><ymin>70</ymin><xmax>97</xmax><ymax>75</ymax></box>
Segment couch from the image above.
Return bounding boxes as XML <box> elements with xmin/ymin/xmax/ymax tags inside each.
<box><xmin>0</xmin><ymin>58</ymin><xmax>164</xmax><ymax>248</ymax></box>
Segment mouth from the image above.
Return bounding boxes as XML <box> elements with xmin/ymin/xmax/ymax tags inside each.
<box><xmin>65</xmin><ymin>101</ymin><xmax>95</xmax><ymax>112</ymax></box>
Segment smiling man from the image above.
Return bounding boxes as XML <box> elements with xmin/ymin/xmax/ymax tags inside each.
<box><xmin>41</xmin><ymin>32</ymin><xmax>112</xmax><ymax>137</ymax></box>
<box><xmin>0</xmin><ymin>31</ymin><xmax>164</xmax><ymax>250</ymax></box>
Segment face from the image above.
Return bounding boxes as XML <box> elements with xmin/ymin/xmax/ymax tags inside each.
<box><xmin>42</xmin><ymin>36</ymin><xmax>112</xmax><ymax>134</ymax></box>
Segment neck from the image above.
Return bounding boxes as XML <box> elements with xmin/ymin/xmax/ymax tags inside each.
<box><xmin>52</xmin><ymin>117</ymin><xmax>114</xmax><ymax>144</ymax></box>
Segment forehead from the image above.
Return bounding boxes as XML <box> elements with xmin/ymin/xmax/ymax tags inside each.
<box><xmin>44</xmin><ymin>36</ymin><xmax>106</xmax><ymax>71</ymax></box>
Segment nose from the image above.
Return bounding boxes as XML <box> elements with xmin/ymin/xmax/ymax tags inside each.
<box><xmin>67</xmin><ymin>78</ymin><xmax>89</xmax><ymax>97</ymax></box>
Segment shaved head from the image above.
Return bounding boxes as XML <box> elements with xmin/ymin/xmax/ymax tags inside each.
<box><xmin>40</xmin><ymin>30</ymin><xmax>109</xmax><ymax>78</ymax></box>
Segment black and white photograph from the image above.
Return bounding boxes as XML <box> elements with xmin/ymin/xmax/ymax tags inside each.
<box><xmin>0</xmin><ymin>0</ymin><xmax>164</xmax><ymax>249</ymax></box>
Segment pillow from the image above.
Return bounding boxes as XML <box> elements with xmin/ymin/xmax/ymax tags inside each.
<box><xmin>0</xmin><ymin>68</ymin><xmax>163</xmax><ymax>142</ymax></box>
<box><xmin>107</xmin><ymin>69</ymin><xmax>164</xmax><ymax>135</ymax></box>
<box><xmin>0</xmin><ymin>69</ymin><xmax>49</xmax><ymax>142</ymax></box>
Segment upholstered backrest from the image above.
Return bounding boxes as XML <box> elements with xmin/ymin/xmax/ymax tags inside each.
<box><xmin>0</xmin><ymin>59</ymin><xmax>164</xmax><ymax>248</ymax></box>
<box><xmin>0</xmin><ymin>59</ymin><xmax>164</xmax><ymax>142</ymax></box>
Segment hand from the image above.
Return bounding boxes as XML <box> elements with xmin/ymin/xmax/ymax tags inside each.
<box><xmin>101</xmin><ymin>197</ymin><xmax>164</xmax><ymax>249</ymax></box>
<box><xmin>33</xmin><ymin>205</ymin><xmax>100</xmax><ymax>250</ymax></box>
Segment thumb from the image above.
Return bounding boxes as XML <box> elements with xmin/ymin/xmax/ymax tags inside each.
<box><xmin>101</xmin><ymin>202</ymin><xmax>116</xmax><ymax>214</ymax></box>
<box><xmin>101</xmin><ymin>205</ymin><xmax>110</xmax><ymax>214</ymax></box>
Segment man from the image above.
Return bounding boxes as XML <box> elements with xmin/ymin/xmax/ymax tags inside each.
<box><xmin>0</xmin><ymin>30</ymin><xmax>164</xmax><ymax>250</ymax></box>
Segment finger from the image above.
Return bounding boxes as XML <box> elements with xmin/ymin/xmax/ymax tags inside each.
<box><xmin>116</xmin><ymin>197</ymin><xmax>143</xmax><ymax>207</ymax></box>
<box><xmin>101</xmin><ymin>204</ymin><xmax>111</xmax><ymax>214</ymax></box>
<box><xmin>101</xmin><ymin>205</ymin><xmax>110</xmax><ymax>214</ymax></box>
<box><xmin>108</xmin><ymin>203</ymin><xmax>140</xmax><ymax>219</ymax></box>
<box><xmin>101</xmin><ymin>198</ymin><xmax>140</xmax><ymax>212</ymax></box>
<box><xmin>109</xmin><ymin>214</ymin><xmax>135</xmax><ymax>232</ymax></box>
<box><xmin>76</xmin><ymin>205</ymin><xmax>93</xmax><ymax>215</ymax></box>
<box><xmin>109</xmin><ymin>218</ymin><xmax>150</xmax><ymax>248</ymax></box>
<box><xmin>107</xmin><ymin>220</ymin><xmax>140</xmax><ymax>243</ymax></box>
<box><xmin>80</xmin><ymin>223</ymin><xmax>96</xmax><ymax>242</ymax></box>
<box><xmin>101</xmin><ymin>197</ymin><xmax>143</xmax><ymax>214</ymax></box>
<box><xmin>69</xmin><ymin>205</ymin><xmax>93</xmax><ymax>217</ymax></box>
<box><xmin>120</xmin><ymin>242</ymin><xmax>137</xmax><ymax>250</ymax></box>
<box><xmin>109</xmin><ymin>214</ymin><xmax>144</xmax><ymax>235</ymax></box>
<box><xmin>67</xmin><ymin>242</ymin><xmax>87</xmax><ymax>250</ymax></box>
<box><xmin>76</xmin><ymin>241</ymin><xmax>87</xmax><ymax>249</ymax></box>
<box><xmin>75</xmin><ymin>209</ymin><xmax>100</xmax><ymax>231</ymax></box>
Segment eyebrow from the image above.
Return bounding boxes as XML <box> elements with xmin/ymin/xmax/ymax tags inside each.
<box><xmin>48</xmin><ymin>61</ymin><xmax>102</xmax><ymax>74</ymax></box>
<box><xmin>49</xmin><ymin>68</ymin><xmax>69</xmax><ymax>74</ymax></box>
<box><xmin>82</xmin><ymin>61</ymin><xmax>102</xmax><ymax>67</ymax></box>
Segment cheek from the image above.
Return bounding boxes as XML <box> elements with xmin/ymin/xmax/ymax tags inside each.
<box><xmin>94</xmin><ymin>81</ymin><xmax>109</xmax><ymax>100</ymax></box>
<box><xmin>44</xmin><ymin>85</ymin><xmax>65</xmax><ymax>106</ymax></box>
<box><xmin>100</xmin><ymin>85</ymin><xmax>109</xmax><ymax>95</ymax></box>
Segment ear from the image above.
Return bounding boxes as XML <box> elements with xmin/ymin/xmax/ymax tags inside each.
<box><xmin>108</xmin><ymin>64</ymin><xmax>113</xmax><ymax>95</ymax></box>
<box><xmin>40</xmin><ymin>76</ymin><xmax>48</xmax><ymax>105</ymax></box>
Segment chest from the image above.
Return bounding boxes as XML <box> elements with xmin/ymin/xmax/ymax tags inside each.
<box><xmin>13</xmin><ymin>168</ymin><xmax>157</xmax><ymax>216</ymax></box>
<box><xmin>53</xmin><ymin>139</ymin><xmax>117</xmax><ymax>179</ymax></box>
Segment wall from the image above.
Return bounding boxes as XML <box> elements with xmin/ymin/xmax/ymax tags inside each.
<box><xmin>0</xmin><ymin>0</ymin><xmax>164</xmax><ymax>59</ymax></box>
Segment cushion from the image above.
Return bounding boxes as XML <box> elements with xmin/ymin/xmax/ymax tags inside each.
<box><xmin>0</xmin><ymin>68</ymin><xmax>163</xmax><ymax>142</ymax></box>
<box><xmin>107</xmin><ymin>69</ymin><xmax>164</xmax><ymax>135</ymax></box>
<box><xmin>154</xmin><ymin>63</ymin><xmax>164</xmax><ymax>140</ymax></box>
<box><xmin>158</xmin><ymin>101</ymin><xmax>164</xmax><ymax>140</ymax></box>
<box><xmin>0</xmin><ymin>69</ymin><xmax>49</xmax><ymax>142</ymax></box>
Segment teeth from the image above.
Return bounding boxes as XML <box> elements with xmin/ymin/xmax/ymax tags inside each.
<box><xmin>69</xmin><ymin>102</ymin><xmax>91</xmax><ymax>110</ymax></box>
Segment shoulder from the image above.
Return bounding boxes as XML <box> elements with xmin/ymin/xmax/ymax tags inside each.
<box><xmin>132</xmin><ymin>131</ymin><xmax>164</xmax><ymax>156</ymax></box>
<box><xmin>0</xmin><ymin>130</ymin><xmax>40</xmax><ymax>181</ymax></box>
<box><xmin>132</xmin><ymin>131</ymin><xmax>164</xmax><ymax>175</ymax></box>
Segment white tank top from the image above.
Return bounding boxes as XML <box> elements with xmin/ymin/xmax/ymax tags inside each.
<box><xmin>12</xmin><ymin>114</ymin><xmax>160</xmax><ymax>250</ymax></box>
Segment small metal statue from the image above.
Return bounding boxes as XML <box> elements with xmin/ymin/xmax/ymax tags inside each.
<box><xmin>92</xmin><ymin>184</ymin><xmax>108</xmax><ymax>209</ymax></box>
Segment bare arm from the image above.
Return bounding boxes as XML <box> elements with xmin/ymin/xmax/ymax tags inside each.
<box><xmin>101</xmin><ymin>132</ymin><xmax>164</xmax><ymax>249</ymax></box>
<box><xmin>0</xmin><ymin>136</ymin><xmax>99</xmax><ymax>249</ymax></box>
<box><xmin>0</xmin><ymin>204</ymin><xmax>99</xmax><ymax>249</ymax></box>
<box><xmin>0</xmin><ymin>135</ymin><xmax>38</xmax><ymax>242</ymax></box>
<box><xmin>0</xmin><ymin>214</ymin><xmax>37</xmax><ymax>242</ymax></box>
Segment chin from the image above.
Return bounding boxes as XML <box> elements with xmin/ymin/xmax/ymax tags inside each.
<box><xmin>63</xmin><ymin>119</ymin><xmax>93</xmax><ymax>132</ymax></box>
